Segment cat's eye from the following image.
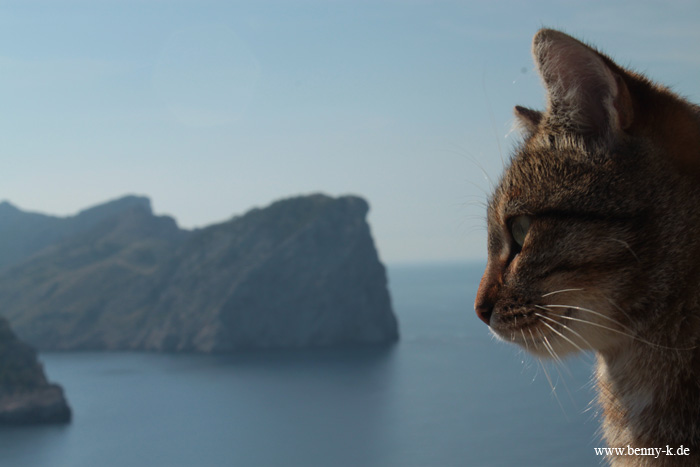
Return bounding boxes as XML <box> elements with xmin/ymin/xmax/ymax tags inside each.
<box><xmin>510</xmin><ymin>215</ymin><xmax>531</xmax><ymax>248</ymax></box>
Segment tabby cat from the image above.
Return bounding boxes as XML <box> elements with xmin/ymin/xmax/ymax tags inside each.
<box><xmin>475</xmin><ymin>29</ymin><xmax>700</xmax><ymax>466</ymax></box>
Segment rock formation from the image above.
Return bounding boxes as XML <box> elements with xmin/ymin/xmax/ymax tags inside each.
<box><xmin>0</xmin><ymin>194</ymin><xmax>398</xmax><ymax>352</ymax></box>
<box><xmin>0</xmin><ymin>317</ymin><xmax>71</xmax><ymax>425</ymax></box>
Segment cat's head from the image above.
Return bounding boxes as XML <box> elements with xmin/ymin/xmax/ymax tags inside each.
<box><xmin>476</xmin><ymin>29</ymin><xmax>700</xmax><ymax>357</ymax></box>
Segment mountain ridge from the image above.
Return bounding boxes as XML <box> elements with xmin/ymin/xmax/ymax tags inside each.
<box><xmin>0</xmin><ymin>195</ymin><xmax>163</xmax><ymax>271</ymax></box>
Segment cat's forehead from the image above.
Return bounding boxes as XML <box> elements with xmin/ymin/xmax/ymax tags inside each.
<box><xmin>490</xmin><ymin>136</ymin><xmax>606</xmax><ymax>219</ymax></box>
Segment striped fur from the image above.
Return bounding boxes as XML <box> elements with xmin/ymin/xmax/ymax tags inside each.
<box><xmin>476</xmin><ymin>29</ymin><xmax>700</xmax><ymax>466</ymax></box>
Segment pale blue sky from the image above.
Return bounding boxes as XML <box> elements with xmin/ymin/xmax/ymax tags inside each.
<box><xmin>2</xmin><ymin>1</ymin><xmax>699</xmax><ymax>263</ymax></box>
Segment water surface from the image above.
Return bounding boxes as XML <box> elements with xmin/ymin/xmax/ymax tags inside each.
<box><xmin>1</xmin><ymin>263</ymin><xmax>600</xmax><ymax>466</ymax></box>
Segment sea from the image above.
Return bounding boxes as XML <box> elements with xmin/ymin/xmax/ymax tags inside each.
<box><xmin>0</xmin><ymin>262</ymin><xmax>602</xmax><ymax>467</ymax></box>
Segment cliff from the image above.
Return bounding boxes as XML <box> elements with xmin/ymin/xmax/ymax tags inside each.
<box><xmin>0</xmin><ymin>194</ymin><xmax>398</xmax><ymax>352</ymax></box>
<box><xmin>0</xmin><ymin>317</ymin><xmax>71</xmax><ymax>424</ymax></box>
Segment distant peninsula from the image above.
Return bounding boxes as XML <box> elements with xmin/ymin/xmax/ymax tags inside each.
<box><xmin>0</xmin><ymin>194</ymin><xmax>398</xmax><ymax>352</ymax></box>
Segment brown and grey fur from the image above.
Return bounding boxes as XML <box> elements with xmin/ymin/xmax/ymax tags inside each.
<box><xmin>475</xmin><ymin>29</ymin><xmax>700</xmax><ymax>466</ymax></box>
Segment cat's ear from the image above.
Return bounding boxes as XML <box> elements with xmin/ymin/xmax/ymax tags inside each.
<box><xmin>533</xmin><ymin>29</ymin><xmax>633</xmax><ymax>136</ymax></box>
<box><xmin>514</xmin><ymin>105</ymin><xmax>543</xmax><ymax>135</ymax></box>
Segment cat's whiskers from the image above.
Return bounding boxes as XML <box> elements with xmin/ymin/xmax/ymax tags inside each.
<box><xmin>528</xmin><ymin>328</ymin><xmax>540</xmax><ymax>353</ymax></box>
<box><xmin>441</xmin><ymin>145</ymin><xmax>497</xmax><ymax>194</ymax></box>
<box><xmin>520</xmin><ymin>329</ymin><xmax>529</xmax><ymax>351</ymax></box>
<box><xmin>535</xmin><ymin>329</ymin><xmax>569</xmax><ymax>416</ymax></box>
<box><xmin>539</xmin><ymin>328</ymin><xmax>565</xmax><ymax>367</ymax></box>
<box><xmin>541</xmin><ymin>288</ymin><xmax>584</xmax><ymax>298</ymax></box>
<box><xmin>602</xmin><ymin>295</ymin><xmax>635</xmax><ymax>327</ymax></box>
<box><xmin>462</xmin><ymin>180</ymin><xmax>492</xmax><ymax>200</ymax></box>
<box><xmin>541</xmin><ymin>295</ymin><xmax>635</xmax><ymax>341</ymax></box>
<box><xmin>539</xmin><ymin>322</ymin><xmax>575</xmax><ymax>384</ymax></box>
<box><xmin>537</xmin><ymin>305</ymin><xmax>696</xmax><ymax>352</ymax></box>
<box><xmin>525</xmin><ymin>313</ymin><xmax>589</xmax><ymax>415</ymax></box>
<box><xmin>606</xmin><ymin>237</ymin><xmax>641</xmax><ymax>264</ymax></box>
<box><xmin>535</xmin><ymin>311</ymin><xmax>596</xmax><ymax>351</ymax></box>
<box><xmin>537</xmin><ymin>314</ymin><xmax>587</xmax><ymax>354</ymax></box>
<box><xmin>543</xmin><ymin>304</ymin><xmax>634</xmax><ymax>334</ymax></box>
<box><xmin>535</xmin><ymin>329</ymin><xmax>555</xmax><ymax>381</ymax></box>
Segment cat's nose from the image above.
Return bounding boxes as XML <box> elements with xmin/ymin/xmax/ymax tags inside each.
<box><xmin>475</xmin><ymin>302</ymin><xmax>493</xmax><ymax>325</ymax></box>
<box><xmin>476</xmin><ymin>259</ymin><xmax>501</xmax><ymax>326</ymax></box>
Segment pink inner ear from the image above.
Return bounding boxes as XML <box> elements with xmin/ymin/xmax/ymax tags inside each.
<box><xmin>533</xmin><ymin>29</ymin><xmax>621</xmax><ymax>134</ymax></box>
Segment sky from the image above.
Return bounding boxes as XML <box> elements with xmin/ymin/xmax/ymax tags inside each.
<box><xmin>2</xmin><ymin>0</ymin><xmax>700</xmax><ymax>264</ymax></box>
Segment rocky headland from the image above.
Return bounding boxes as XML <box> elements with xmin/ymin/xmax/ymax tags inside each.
<box><xmin>0</xmin><ymin>194</ymin><xmax>398</xmax><ymax>352</ymax></box>
<box><xmin>0</xmin><ymin>317</ymin><xmax>71</xmax><ymax>425</ymax></box>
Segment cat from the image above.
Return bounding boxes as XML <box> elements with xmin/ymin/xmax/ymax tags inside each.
<box><xmin>475</xmin><ymin>29</ymin><xmax>700</xmax><ymax>466</ymax></box>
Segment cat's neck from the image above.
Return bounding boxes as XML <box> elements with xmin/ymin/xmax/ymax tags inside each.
<box><xmin>596</xmin><ymin>326</ymin><xmax>700</xmax><ymax>462</ymax></box>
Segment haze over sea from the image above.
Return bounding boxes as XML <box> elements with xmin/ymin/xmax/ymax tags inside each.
<box><xmin>1</xmin><ymin>263</ymin><xmax>598</xmax><ymax>467</ymax></box>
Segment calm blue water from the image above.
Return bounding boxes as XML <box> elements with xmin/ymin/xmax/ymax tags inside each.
<box><xmin>0</xmin><ymin>263</ymin><xmax>601</xmax><ymax>466</ymax></box>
